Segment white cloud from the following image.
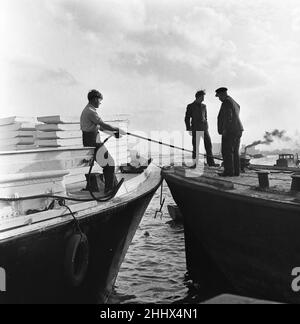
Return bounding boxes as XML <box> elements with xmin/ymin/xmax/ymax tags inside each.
<box><xmin>47</xmin><ymin>0</ymin><xmax>146</xmax><ymax>37</ymax></box>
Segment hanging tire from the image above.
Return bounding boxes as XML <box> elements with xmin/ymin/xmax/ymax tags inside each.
<box><xmin>64</xmin><ymin>233</ymin><xmax>89</xmax><ymax>287</ymax></box>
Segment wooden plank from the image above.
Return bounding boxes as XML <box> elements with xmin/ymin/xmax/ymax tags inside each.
<box><xmin>37</xmin><ymin>116</ymin><xmax>79</xmax><ymax>124</ymax></box>
<box><xmin>36</xmin><ymin>130</ymin><xmax>82</xmax><ymax>139</ymax></box>
<box><xmin>36</xmin><ymin>138</ymin><xmax>83</xmax><ymax>147</ymax></box>
<box><xmin>0</xmin><ymin>137</ymin><xmax>35</xmax><ymax>145</ymax></box>
<box><xmin>0</xmin><ymin>117</ymin><xmax>36</xmax><ymax>126</ymax></box>
<box><xmin>36</xmin><ymin>124</ymin><xmax>81</xmax><ymax>131</ymax></box>
<box><xmin>0</xmin><ymin>131</ymin><xmax>36</xmax><ymax>138</ymax></box>
<box><xmin>0</xmin><ymin>122</ymin><xmax>36</xmax><ymax>132</ymax></box>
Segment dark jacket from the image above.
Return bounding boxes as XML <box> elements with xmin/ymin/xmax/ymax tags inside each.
<box><xmin>185</xmin><ymin>101</ymin><xmax>208</xmax><ymax>131</ymax></box>
<box><xmin>217</xmin><ymin>96</ymin><xmax>244</xmax><ymax>136</ymax></box>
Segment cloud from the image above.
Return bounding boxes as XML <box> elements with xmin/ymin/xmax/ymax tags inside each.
<box><xmin>10</xmin><ymin>57</ymin><xmax>79</xmax><ymax>86</ymax></box>
<box><xmin>44</xmin><ymin>1</ymin><xmax>284</xmax><ymax>92</ymax></box>
<box><xmin>48</xmin><ymin>0</ymin><xmax>145</xmax><ymax>37</ymax></box>
<box><xmin>111</xmin><ymin>49</ymin><xmax>269</xmax><ymax>90</ymax></box>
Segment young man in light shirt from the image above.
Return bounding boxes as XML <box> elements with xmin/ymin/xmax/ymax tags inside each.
<box><xmin>80</xmin><ymin>89</ymin><xmax>126</xmax><ymax>193</ymax></box>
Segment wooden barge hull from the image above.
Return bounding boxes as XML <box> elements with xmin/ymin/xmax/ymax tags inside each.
<box><xmin>0</xmin><ymin>172</ymin><xmax>161</xmax><ymax>304</ymax></box>
<box><xmin>163</xmin><ymin>168</ymin><xmax>300</xmax><ymax>304</ymax></box>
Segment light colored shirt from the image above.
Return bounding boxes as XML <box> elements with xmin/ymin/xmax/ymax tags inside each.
<box><xmin>80</xmin><ymin>104</ymin><xmax>103</xmax><ymax>132</ymax></box>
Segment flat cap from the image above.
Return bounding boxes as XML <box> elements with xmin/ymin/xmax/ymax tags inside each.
<box><xmin>215</xmin><ymin>87</ymin><xmax>228</xmax><ymax>95</ymax></box>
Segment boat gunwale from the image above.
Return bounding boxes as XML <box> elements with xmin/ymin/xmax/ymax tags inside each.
<box><xmin>0</xmin><ymin>164</ymin><xmax>162</xmax><ymax>242</ymax></box>
<box><xmin>162</xmin><ymin>169</ymin><xmax>300</xmax><ymax>211</ymax></box>
<box><xmin>0</xmin><ymin>146</ymin><xmax>96</xmax><ymax>156</ymax></box>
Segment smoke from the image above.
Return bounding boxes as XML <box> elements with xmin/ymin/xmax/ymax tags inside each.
<box><xmin>245</xmin><ymin>129</ymin><xmax>291</xmax><ymax>150</ymax></box>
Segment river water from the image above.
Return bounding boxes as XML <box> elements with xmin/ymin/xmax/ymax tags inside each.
<box><xmin>108</xmin><ymin>155</ymin><xmax>278</xmax><ymax>304</ymax></box>
<box><xmin>109</xmin><ymin>183</ymin><xmax>190</xmax><ymax>304</ymax></box>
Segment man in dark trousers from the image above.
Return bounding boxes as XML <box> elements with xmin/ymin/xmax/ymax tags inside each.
<box><xmin>80</xmin><ymin>89</ymin><xmax>126</xmax><ymax>193</ymax></box>
<box><xmin>216</xmin><ymin>87</ymin><xmax>244</xmax><ymax>177</ymax></box>
<box><xmin>185</xmin><ymin>90</ymin><xmax>216</xmax><ymax>168</ymax></box>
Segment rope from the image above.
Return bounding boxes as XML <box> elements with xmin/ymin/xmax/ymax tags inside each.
<box><xmin>58</xmin><ymin>199</ymin><xmax>84</xmax><ymax>237</ymax></box>
<box><xmin>126</xmin><ymin>132</ymin><xmax>223</xmax><ymax>161</ymax></box>
<box><xmin>154</xmin><ymin>182</ymin><xmax>165</xmax><ymax>219</ymax></box>
<box><xmin>86</xmin><ymin>135</ymin><xmax>124</xmax><ymax>202</ymax></box>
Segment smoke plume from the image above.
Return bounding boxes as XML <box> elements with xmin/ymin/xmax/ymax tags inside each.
<box><xmin>245</xmin><ymin>129</ymin><xmax>291</xmax><ymax>150</ymax></box>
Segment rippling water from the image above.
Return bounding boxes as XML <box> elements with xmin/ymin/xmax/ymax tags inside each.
<box><xmin>109</xmin><ymin>183</ymin><xmax>191</xmax><ymax>304</ymax></box>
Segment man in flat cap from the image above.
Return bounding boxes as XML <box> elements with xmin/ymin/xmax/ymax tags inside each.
<box><xmin>216</xmin><ymin>87</ymin><xmax>244</xmax><ymax>177</ymax></box>
<box><xmin>185</xmin><ymin>90</ymin><xmax>216</xmax><ymax>168</ymax></box>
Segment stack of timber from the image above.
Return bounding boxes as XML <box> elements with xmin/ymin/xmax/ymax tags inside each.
<box><xmin>0</xmin><ymin>117</ymin><xmax>37</xmax><ymax>151</ymax></box>
<box><xmin>36</xmin><ymin>116</ymin><xmax>82</xmax><ymax>148</ymax></box>
<box><xmin>36</xmin><ymin>115</ymin><xmax>129</xmax><ymax>166</ymax></box>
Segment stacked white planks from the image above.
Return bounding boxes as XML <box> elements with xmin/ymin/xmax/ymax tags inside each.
<box><xmin>36</xmin><ymin>115</ymin><xmax>129</xmax><ymax>167</ymax></box>
<box><xmin>0</xmin><ymin>116</ymin><xmax>37</xmax><ymax>151</ymax></box>
<box><xmin>36</xmin><ymin>116</ymin><xmax>82</xmax><ymax>148</ymax></box>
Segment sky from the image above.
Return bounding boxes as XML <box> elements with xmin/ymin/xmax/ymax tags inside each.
<box><xmin>1</xmin><ymin>0</ymin><xmax>300</xmax><ymax>148</ymax></box>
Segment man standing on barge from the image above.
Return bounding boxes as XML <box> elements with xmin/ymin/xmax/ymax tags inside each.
<box><xmin>185</xmin><ymin>90</ymin><xmax>216</xmax><ymax>168</ymax></box>
<box><xmin>216</xmin><ymin>87</ymin><xmax>244</xmax><ymax>177</ymax></box>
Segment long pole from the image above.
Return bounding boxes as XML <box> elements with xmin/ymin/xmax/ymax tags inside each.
<box><xmin>125</xmin><ymin>132</ymin><xmax>223</xmax><ymax>161</ymax></box>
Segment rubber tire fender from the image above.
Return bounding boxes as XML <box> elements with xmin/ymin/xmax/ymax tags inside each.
<box><xmin>64</xmin><ymin>233</ymin><xmax>89</xmax><ymax>287</ymax></box>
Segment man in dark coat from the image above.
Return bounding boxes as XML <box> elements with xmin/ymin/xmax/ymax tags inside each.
<box><xmin>216</xmin><ymin>87</ymin><xmax>244</xmax><ymax>177</ymax></box>
<box><xmin>185</xmin><ymin>90</ymin><xmax>216</xmax><ymax>168</ymax></box>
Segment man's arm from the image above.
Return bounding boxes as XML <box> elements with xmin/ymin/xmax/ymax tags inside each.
<box><xmin>98</xmin><ymin>120</ymin><xmax>119</xmax><ymax>133</ymax></box>
<box><xmin>221</xmin><ymin>101</ymin><xmax>233</xmax><ymax>136</ymax></box>
<box><xmin>217</xmin><ymin>107</ymin><xmax>224</xmax><ymax>135</ymax></box>
<box><xmin>204</xmin><ymin>105</ymin><xmax>207</xmax><ymax>122</ymax></box>
<box><xmin>99</xmin><ymin>120</ymin><xmax>127</xmax><ymax>137</ymax></box>
<box><xmin>87</xmin><ymin>108</ymin><xmax>124</xmax><ymax>135</ymax></box>
<box><xmin>185</xmin><ymin>105</ymin><xmax>192</xmax><ymax>131</ymax></box>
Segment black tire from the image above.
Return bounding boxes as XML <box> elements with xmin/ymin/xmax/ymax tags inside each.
<box><xmin>64</xmin><ymin>233</ymin><xmax>89</xmax><ymax>287</ymax></box>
